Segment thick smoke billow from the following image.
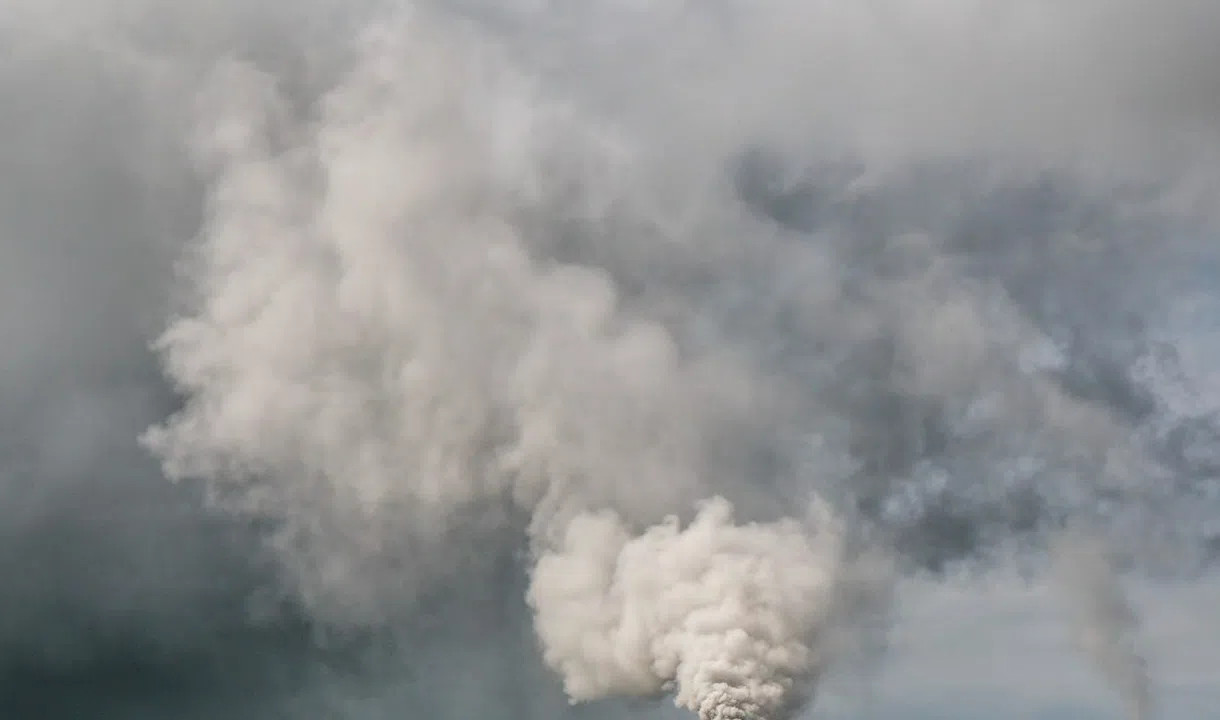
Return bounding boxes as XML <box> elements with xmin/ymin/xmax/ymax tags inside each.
<box><xmin>3</xmin><ymin>0</ymin><xmax>1220</xmax><ymax>717</ymax></box>
<box><xmin>141</xmin><ymin>15</ymin><xmax>860</xmax><ymax>716</ymax></box>
<box><xmin>1052</xmin><ymin>532</ymin><xmax>1153</xmax><ymax>720</ymax></box>
<box><xmin>530</xmin><ymin>497</ymin><xmax>843</xmax><ymax>720</ymax></box>
<box><xmin>146</xmin><ymin>16</ymin><xmax>735</xmax><ymax>622</ymax></box>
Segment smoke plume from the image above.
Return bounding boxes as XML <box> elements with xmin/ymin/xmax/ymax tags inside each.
<box><xmin>1052</xmin><ymin>532</ymin><xmax>1154</xmax><ymax>720</ymax></box>
<box><xmin>2</xmin><ymin>0</ymin><xmax>1220</xmax><ymax>717</ymax></box>
<box><xmin>134</xmin><ymin>2</ymin><xmax>1220</xmax><ymax>716</ymax></box>
<box><xmin>141</xmin><ymin>15</ymin><xmax>863</xmax><ymax>716</ymax></box>
<box><xmin>530</xmin><ymin>497</ymin><xmax>843</xmax><ymax>720</ymax></box>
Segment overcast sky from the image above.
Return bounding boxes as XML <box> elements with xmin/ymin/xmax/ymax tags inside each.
<box><xmin>812</xmin><ymin>573</ymin><xmax>1220</xmax><ymax>719</ymax></box>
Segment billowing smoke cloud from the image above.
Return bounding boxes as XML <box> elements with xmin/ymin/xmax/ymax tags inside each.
<box><xmin>141</xmin><ymin>15</ymin><xmax>864</xmax><ymax>716</ymax></box>
<box><xmin>1052</xmin><ymin>532</ymin><xmax>1154</xmax><ymax>720</ymax></box>
<box><xmin>137</xmin><ymin>3</ymin><xmax>1220</xmax><ymax>716</ymax></box>
<box><xmin>2</xmin><ymin>0</ymin><xmax>1220</xmax><ymax>717</ymax></box>
<box><xmin>530</xmin><ymin>497</ymin><xmax>843</xmax><ymax>720</ymax></box>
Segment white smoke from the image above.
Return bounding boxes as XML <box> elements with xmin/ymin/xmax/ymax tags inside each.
<box><xmin>529</xmin><ymin>496</ymin><xmax>843</xmax><ymax>720</ymax></box>
<box><xmin>3</xmin><ymin>0</ymin><xmax>1220</xmax><ymax>716</ymax></box>
<box><xmin>1052</xmin><ymin>532</ymin><xmax>1154</xmax><ymax>720</ymax></box>
<box><xmin>120</xmin><ymin>0</ymin><xmax>1220</xmax><ymax>717</ymax></box>
<box><xmin>142</xmin><ymin>10</ymin><xmax>856</xmax><ymax>717</ymax></box>
<box><xmin>138</xmin><ymin>9</ymin><xmax>858</xmax><ymax>717</ymax></box>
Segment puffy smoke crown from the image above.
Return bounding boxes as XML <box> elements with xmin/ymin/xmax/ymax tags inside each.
<box><xmin>529</xmin><ymin>497</ymin><xmax>844</xmax><ymax>720</ymax></box>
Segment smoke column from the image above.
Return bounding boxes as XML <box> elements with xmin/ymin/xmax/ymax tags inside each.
<box><xmin>141</xmin><ymin>10</ymin><xmax>866</xmax><ymax>715</ymax></box>
<box><xmin>530</xmin><ymin>497</ymin><xmax>843</xmax><ymax>720</ymax></box>
<box><xmin>1052</xmin><ymin>532</ymin><xmax>1154</xmax><ymax>720</ymax></box>
<box><xmin>136</xmin><ymin>1</ymin><xmax>1220</xmax><ymax>716</ymax></box>
<box><xmin>3</xmin><ymin>0</ymin><xmax>1219</xmax><ymax>717</ymax></box>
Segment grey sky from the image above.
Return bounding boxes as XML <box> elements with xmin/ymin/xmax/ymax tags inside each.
<box><xmin>817</xmin><ymin>573</ymin><xmax>1220</xmax><ymax>719</ymax></box>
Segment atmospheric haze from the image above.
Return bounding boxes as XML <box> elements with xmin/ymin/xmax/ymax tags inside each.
<box><xmin>2</xmin><ymin>1</ymin><xmax>1220</xmax><ymax>719</ymax></box>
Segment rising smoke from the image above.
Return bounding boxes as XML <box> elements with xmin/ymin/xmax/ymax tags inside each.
<box><xmin>1052</xmin><ymin>532</ymin><xmax>1153</xmax><ymax>720</ymax></box>
<box><xmin>2</xmin><ymin>0</ymin><xmax>1220</xmax><ymax>718</ymax></box>
<box><xmin>530</xmin><ymin>497</ymin><xmax>844</xmax><ymax>720</ymax></box>
<box><xmin>144</xmin><ymin>18</ymin><xmax>858</xmax><ymax>714</ymax></box>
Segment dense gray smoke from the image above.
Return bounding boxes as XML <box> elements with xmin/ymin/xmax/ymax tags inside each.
<box><xmin>2</xmin><ymin>1</ymin><xmax>1220</xmax><ymax>718</ymax></box>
